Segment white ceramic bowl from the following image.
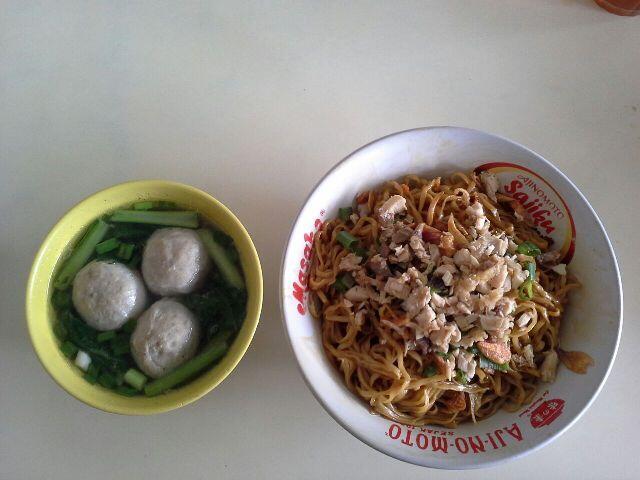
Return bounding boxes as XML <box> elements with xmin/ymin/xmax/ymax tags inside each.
<box><xmin>280</xmin><ymin>127</ymin><xmax>622</xmax><ymax>469</ymax></box>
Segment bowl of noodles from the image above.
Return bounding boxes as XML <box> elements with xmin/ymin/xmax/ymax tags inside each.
<box><xmin>280</xmin><ymin>127</ymin><xmax>622</xmax><ymax>469</ymax></box>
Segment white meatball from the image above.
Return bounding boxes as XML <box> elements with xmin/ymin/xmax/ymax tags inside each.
<box><xmin>72</xmin><ymin>261</ymin><xmax>148</xmax><ymax>331</ymax></box>
<box><xmin>130</xmin><ymin>299</ymin><xmax>201</xmax><ymax>378</ymax></box>
<box><xmin>142</xmin><ymin>228</ymin><xmax>211</xmax><ymax>296</ymax></box>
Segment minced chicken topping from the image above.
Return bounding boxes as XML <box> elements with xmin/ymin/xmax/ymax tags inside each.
<box><xmin>337</xmin><ymin>183</ymin><xmax>543</xmax><ymax>383</ymax></box>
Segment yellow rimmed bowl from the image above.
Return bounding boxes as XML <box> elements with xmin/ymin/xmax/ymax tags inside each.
<box><xmin>26</xmin><ymin>180</ymin><xmax>263</xmax><ymax>415</ymax></box>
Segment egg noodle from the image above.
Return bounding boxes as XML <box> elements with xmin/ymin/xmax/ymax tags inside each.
<box><xmin>307</xmin><ymin>171</ymin><xmax>580</xmax><ymax>427</ymax></box>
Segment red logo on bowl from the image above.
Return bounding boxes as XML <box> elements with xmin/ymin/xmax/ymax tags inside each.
<box><xmin>475</xmin><ymin>163</ymin><xmax>576</xmax><ymax>263</ymax></box>
<box><xmin>385</xmin><ymin>422</ymin><xmax>524</xmax><ymax>455</ymax></box>
<box><xmin>292</xmin><ymin>211</ymin><xmax>325</xmax><ymax>315</ymax></box>
<box><xmin>529</xmin><ymin>399</ymin><xmax>565</xmax><ymax>428</ymax></box>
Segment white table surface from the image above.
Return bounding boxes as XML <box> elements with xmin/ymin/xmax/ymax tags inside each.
<box><xmin>1</xmin><ymin>1</ymin><xmax>638</xmax><ymax>478</ymax></box>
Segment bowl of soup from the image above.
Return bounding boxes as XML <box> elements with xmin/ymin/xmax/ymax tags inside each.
<box><xmin>26</xmin><ymin>180</ymin><xmax>263</xmax><ymax>414</ymax></box>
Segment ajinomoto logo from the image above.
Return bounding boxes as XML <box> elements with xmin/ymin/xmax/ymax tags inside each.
<box><xmin>475</xmin><ymin>162</ymin><xmax>576</xmax><ymax>263</ymax></box>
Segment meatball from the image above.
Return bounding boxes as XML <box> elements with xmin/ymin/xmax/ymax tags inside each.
<box><xmin>130</xmin><ymin>299</ymin><xmax>201</xmax><ymax>378</ymax></box>
<box><xmin>141</xmin><ymin>228</ymin><xmax>211</xmax><ymax>296</ymax></box>
<box><xmin>72</xmin><ymin>261</ymin><xmax>148</xmax><ymax>331</ymax></box>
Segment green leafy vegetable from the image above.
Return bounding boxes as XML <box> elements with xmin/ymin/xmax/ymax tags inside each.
<box><xmin>181</xmin><ymin>269</ymin><xmax>247</xmax><ymax>340</ymax></box>
<box><xmin>98</xmin><ymin>372</ymin><xmax>118</xmax><ymax>389</ymax></box>
<box><xmin>122</xmin><ymin>319</ymin><xmax>137</xmax><ymax>334</ymax></box>
<box><xmin>96</xmin><ymin>331</ymin><xmax>116</xmax><ymax>343</ymax></box>
<box><xmin>435</xmin><ymin>351</ymin><xmax>451</xmax><ymax>359</ymax></box>
<box><xmin>516</xmin><ymin>241</ymin><xmax>542</xmax><ymax>257</ymax></box>
<box><xmin>61</xmin><ymin>341</ymin><xmax>78</xmax><ymax>358</ymax></box>
<box><xmin>51</xmin><ymin>290</ymin><xmax>72</xmax><ymax>310</ymax></box>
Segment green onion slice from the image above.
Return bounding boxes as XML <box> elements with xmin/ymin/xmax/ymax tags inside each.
<box><xmin>337</xmin><ymin>231</ymin><xmax>359</xmax><ymax>250</ymax></box>
<box><xmin>516</xmin><ymin>241</ymin><xmax>542</xmax><ymax>256</ymax></box>
<box><xmin>339</xmin><ymin>207</ymin><xmax>353</xmax><ymax>222</ymax></box>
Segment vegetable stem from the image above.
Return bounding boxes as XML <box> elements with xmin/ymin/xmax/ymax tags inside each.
<box><xmin>197</xmin><ymin>229</ymin><xmax>245</xmax><ymax>290</ymax></box>
<box><xmin>110</xmin><ymin>210</ymin><xmax>199</xmax><ymax>228</ymax></box>
<box><xmin>144</xmin><ymin>335</ymin><xmax>229</xmax><ymax>397</ymax></box>
<box><xmin>117</xmin><ymin>243</ymin><xmax>135</xmax><ymax>260</ymax></box>
<box><xmin>95</xmin><ymin>238</ymin><xmax>120</xmax><ymax>254</ymax></box>
<box><xmin>338</xmin><ymin>207</ymin><xmax>353</xmax><ymax>221</ymax></box>
<box><xmin>123</xmin><ymin>369</ymin><xmax>148</xmax><ymax>391</ymax></box>
<box><xmin>54</xmin><ymin>219</ymin><xmax>110</xmax><ymax>290</ymax></box>
<box><xmin>337</xmin><ymin>231</ymin><xmax>358</xmax><ymax>249</ymax></box>
<box><xmin>132</xmin><ymin>201</ymin><xmax>154</xmax><ymax>211</ymax></box>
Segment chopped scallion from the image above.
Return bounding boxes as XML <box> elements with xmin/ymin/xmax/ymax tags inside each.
<box><xmin>518</xmin><ymin>262</ymin><xmax>537</xmax><ymax>300</ymax></box>
<box><xmin>518</xmin><ymin>280</ymin><xmax>534</xmax><ymax>300</ymax></box>
<box><xmin>527</xmin><ymin>261</ymin><xmax>536</xmax><ymax>280</ymax></box>
<box><xmin>478</xmin><ymin>355</ymin><xmax>509</xmax><ymax>372</ymax></box>
<box><xmin>123</xmin><ymin>368</ymin><xmax>148</xmax><ymax>391</ymax></box>
<box><xmin>74</xmin><ymin>350</ymin><xmax>92</xmax><ymax>371</ymax></box>
<box><xmin>339</xmin><ymin>207</ymin><xmax>353</xmax><ymax>222</ymax></box>
<box><xmin>95</xmin><ymin>238</ymin><xmax>120</xmax><ymax>254</ymax></box>
<box><xmin>117</xmin><ymin>243</ymin><xmax>135</xmax><ymax>261</ymax></box>
<box><xmin>337</xmin><ymin>231</ymin><xmax>359</xmax><ymax>250</ymax></box>
<box><xmin>455</xmin><ymin>370</ymin><xmax>468</xmax><ymax>384</ymax></box>
<box><xmin>516</xmin><ymin>241</ymin><xmax>542</xmax><ymax>256</ymax></box>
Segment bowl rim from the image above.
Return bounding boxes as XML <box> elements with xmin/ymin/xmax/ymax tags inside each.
<box><xmin>279</xmin><ymin>126</ymin><xmax>623</xmax><ymax>469</ymax></box>
<box><xmin>26</xmin><ymin>179</ymin><xmax>263</xmax><ymax>415</ymax></box>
